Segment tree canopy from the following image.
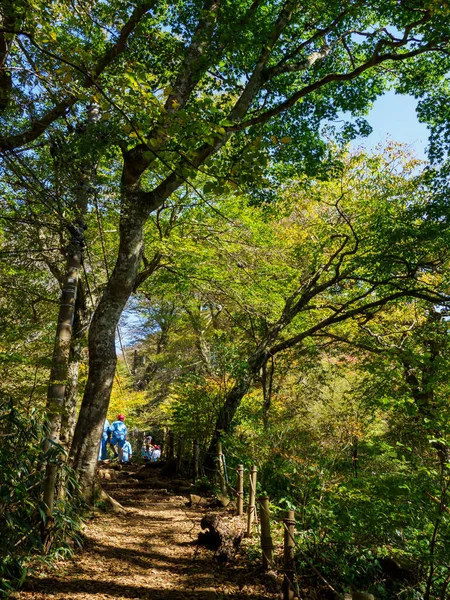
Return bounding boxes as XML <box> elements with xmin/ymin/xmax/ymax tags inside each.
<box><xmin>3</xmin><ymin>1</ymin><xmax>450</xmax><ymax>597</ymax></box>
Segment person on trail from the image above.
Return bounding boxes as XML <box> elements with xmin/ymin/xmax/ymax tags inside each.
<box><xmin>152</xmin><ymin>445</ymin><xmax>161</xmax><ymax>461</ymax></box>
<box><xmin>121</xmin><ymin>437</ymin><xmax>132</xmax><ymax>464</ymax></box>
<box><xmin>141</xmin><ymin>434</ymin><xmax>153</xmax><ymax>461</ymax></box>
<box><xmin>109</xmin><ymin>414</ymin><xmax>127</xmax><ymax>462</ymax></box>
<box><xmin>98</xmin><ymin>418</ymin><xmax>110</xmax><ymax>461</ymax></box>
<box><xmin>142</xmin><ymin>441</ymin><xmax>153</xmax><ymax>461</ymax></box>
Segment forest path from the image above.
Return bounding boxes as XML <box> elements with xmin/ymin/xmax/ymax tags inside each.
<box><xmin>18</xmin><ymin>465</ymin><xmax>277</xmax><ymax>600</ymax></box>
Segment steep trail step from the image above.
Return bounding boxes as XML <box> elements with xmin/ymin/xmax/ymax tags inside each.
<box><xmin>18</xmin><ymin>465</ymin><xmax>279</xmax><ymax>600</ymax></box>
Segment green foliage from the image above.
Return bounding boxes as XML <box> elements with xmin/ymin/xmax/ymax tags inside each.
<box><xmin>165</xmin><ymin>374</ymin><xmax>222</xmax><ymax>444</ymax></box>
<box><xmin>0</xmin><ymin>399</ymin><xmax>85</xmax><ymax>596</ymax></box>
<box><xmin>1</xmin><ymin>1</ymin><xmax>450</xmax><ymax>591</ymax></box>
<box><xmin>123</xmin><ymin>143</ymin><xmax>450</xmax><ymax>597</ymax></box>
<box><xmin>218</xmin><ymin>350</ymin><xmax>450</xmax><ymax>598</ymax></box>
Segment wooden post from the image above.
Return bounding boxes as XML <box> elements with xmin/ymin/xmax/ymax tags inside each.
<box><xmin>259</xmin><ymin>495</ymin><xmax>273</xmax><ymax>570</ymax></box>
<box><xmin>217</xmin><ymin>440</ymin><xmax>227</xmax><ymax>496</ymax></box>
<box><xmin>236</xmin><ymin>464</ymin><xmax>244</xmax><ymax>516</ymax></box>
<box><xmin>283</xmin><ymin>509</ymin><xmax>296</xmax><ymax>600</ymax></box>
<box><xmin>176</xmin><ymin>434</ymin><xmax>184</xmax><ymax>473</ymax></box>
<box><xmin>246</xmin><ymin>465</ymin><xmax>257</xmax><ymax>537</ymax></box>
<box><xmin>193</xmin><ymin>439</ymin><xmax>199</xmax><ymax>482</ymax></box>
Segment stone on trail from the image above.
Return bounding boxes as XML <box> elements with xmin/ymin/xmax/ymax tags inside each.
<box><xmin>97</xmin><ymin>469</ymin><xmax>117</xmax><ymax>481</ymax></box>
<box><xmin>216</xmin><ymin>493</ymin><xmax>230</xmax><ymax>507</ymax></box>
<box><xmin>188</xmin><ymin>493</ymin><xmax>209</xmax><ymax>507</ymax></box>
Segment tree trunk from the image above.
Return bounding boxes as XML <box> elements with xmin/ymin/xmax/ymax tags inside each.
<box><xmin>204</xmin><ymin>370</ymin><xmax>256</xmax><ymax>475</ymax></box>
<box><xmin>204</xmin><ymin>340</ymin><xmax>274</xmax><ymax>476</ymax></box>
<box><xmin>69</xmin><ymin>202</ymin><xmax>147</xmax><ymax>497</ymax></box>
<box><xmin>41</xmin><ymin>106</ymin><xmax>100</xmax><ymax>538</ymax></box>
<box><xmin>198</xmin><ymin>513</ymin><xmax>244</xmax><ymax>562</ymax></box>
<box><xmin>261</xmin><ymin>356</ymin><xmax>274</xmax><ymax>431</ymax></box>
<box><xmin>41</xmin><ymin>227</ymin><xmax>84</xmax><ymax>548</ymax></box>
<box><xmin>60</xmin><ymin>283</ymin><xmax>90</xmax><ymax>453</ymax></box>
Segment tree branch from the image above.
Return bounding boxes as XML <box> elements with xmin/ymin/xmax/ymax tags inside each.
<box><xmin>166</xmin><ymin>0</ymin><xmax>221</xmax><ymax>112</ymax></box>
<box><xmin>134</xmin><ymin>251</ymin><xmax>162</xmax><ymax>291</ymax></box>
<box><xmin>230</xmin><ymin>35</ymin><xmax>444</xmax><ymax>132</ymax></box>
<box><xmin>312</xmin><ymin>331</ymin><xmax>384</xmax><ymax>354</ymax></box>
<box><xmin>0</xmin><ymin>2</ymin><xmax>156</xmax><ymax>150</ymax></box>
<box><xmin>269</xmin><ymin>288</ymin><xmax>450</xmax><ymax>357</ymax></box>
<box><xmin>228</xmin><ymin>0</ymin><xmax>299</xmax><ymax>123</ymax></box>
<box><xmin>269</xmin><ymin>4</ymin><xmax>357</xmax><ymax>73</ymax></box>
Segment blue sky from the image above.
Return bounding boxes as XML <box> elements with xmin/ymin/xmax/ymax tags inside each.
<box><xmin>352</xmin><ymin>90</ymin><xmax>429</xmax><ymax>160</ymax></box>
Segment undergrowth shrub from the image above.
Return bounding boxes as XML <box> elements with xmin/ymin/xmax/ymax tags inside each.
<box><xmin>0</xmin><ymin>398</ymin><xmax>85</xmax><ymax>597</ymax></box>
<box><xmin>221</xmin><ymin>399</ymin><xmax>450</xmax><ymax>599</ymax></box>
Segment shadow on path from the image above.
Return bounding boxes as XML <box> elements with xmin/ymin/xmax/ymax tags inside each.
<box><xmin>19</xmin><ymin>465</ymin><xmax>278</xmax><ymax>600</ymax></box>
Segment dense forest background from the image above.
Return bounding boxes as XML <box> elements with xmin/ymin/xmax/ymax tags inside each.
<box><xmin>2</xmin><ymin>1</ymin><xmax>450</xmax><ymax>598</ymax></box>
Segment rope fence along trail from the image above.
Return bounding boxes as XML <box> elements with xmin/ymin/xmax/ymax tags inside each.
<box><xmin>217</xmin><ymin>440</ymin><xmax>228</xmax><ymax>499</ymax></box>
<box><xmin>167</xmin><ymin>434</ymin><xmax>347</xmax><ymax>599</ymax></box>
<box><xmin>213</xmin><ymin>445</ymin><xmax>347</xmax><ymax>600</ymax></box>
<box><xmin>283</xmin><ymin>509</ymin><xmax>296</xmax><ymax>600</ymax></box>
<box><xmin>193</xmin><ymin>439</ymin><xmax>200</xmax><ymax>483</ymax></box>
<box><xmin>236</xmin><ymin>464</ymin><xmax>244</xmax><ymax>516</ymax></box>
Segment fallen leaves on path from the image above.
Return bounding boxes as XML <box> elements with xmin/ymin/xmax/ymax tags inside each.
<box><xmin>18</xmin><ymin>467</ymin><xmax>280</xmax><ymax>600</ymax></box>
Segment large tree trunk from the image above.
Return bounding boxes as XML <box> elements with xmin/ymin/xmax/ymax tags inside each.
<box><xmin>41</xmin><ymin>106</ymin><xmax>99</xmax><ymax>539</ymax></box>
<box><xmin>69</xmin><ymin>201</ymin><xmax>148</xmax><ymax>497</ymax></box>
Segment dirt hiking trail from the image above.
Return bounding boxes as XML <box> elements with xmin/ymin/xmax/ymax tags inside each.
<box><xmin>18</xmin><ymin>465</ymin><xmax>280</xmax><ymax>600</ymax></box>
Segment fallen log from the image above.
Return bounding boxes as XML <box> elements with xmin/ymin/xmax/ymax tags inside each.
<box><xmin>198</xmin><ymin>513</ymin><xmax>243</xmax><ymax>562</ymax></box>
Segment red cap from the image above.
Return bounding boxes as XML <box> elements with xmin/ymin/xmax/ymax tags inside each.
<box><xmin>117</xmin><ymin>414</ymin><xmax>125</xmax><ymax>421</ymax></box>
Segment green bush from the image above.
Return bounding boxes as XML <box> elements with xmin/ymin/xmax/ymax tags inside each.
<box><xmin>0</xmin><ymin>399</ymin><xmax>84</xmax><ymax>597</ymax></box>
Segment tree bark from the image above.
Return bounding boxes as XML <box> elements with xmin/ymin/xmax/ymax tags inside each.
<box><xmin>204</xmin><ymin>369</ymin><xmax>257</xmax><ymax>475</ymax></box>
<box><xmin>41</xmin><ymin>105</ymin><xmax>100</xmax><ymax>533</ymax></box>
<box><xmin>198</xmin><ymin>513</ymin><xmax>244</xmax><ymax>562</ymax></box>
<box><xmin>0</xmin><ymin>0</ymin><xmax>26</xmax><ymax>114</ymax></box>
<box><xmin>59</xmin><ymin>283</ymin><xmax>90</xmax><ymax>453</ymax></box>
<box><xmin>204</xmin><ymin>336</ymin><xmax>279</xmax><ymax>475</ymax></box>
<box><xmin>41</xmin><ymin>225</ymin><xmax>84</xmax><ymax>548</ymax></box>
<box><xmin>69</xmin><ymin>200</ymin><xmax>148</xmax><ymax>497</ymax></box>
